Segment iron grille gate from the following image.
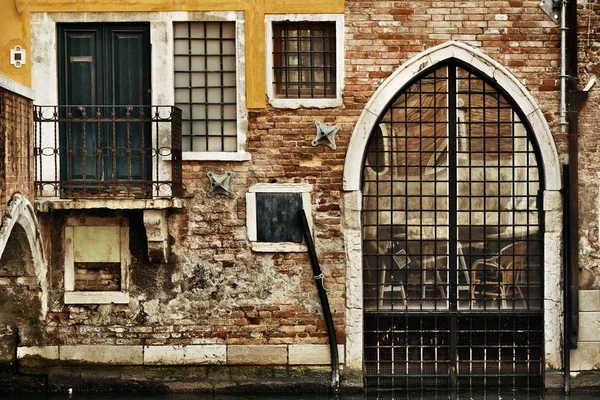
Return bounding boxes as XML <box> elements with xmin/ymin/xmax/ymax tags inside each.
<box><xmin>362</xmin><ymin>61</ymin><xmax>544</xmax><ymax>392</ymax></box>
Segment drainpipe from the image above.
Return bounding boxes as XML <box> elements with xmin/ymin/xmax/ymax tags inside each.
<box><xmin>563</xmin><ymin>163</ymin><xmax>571</xmax><ymax>394</ymax></box>
<box><xmin>299</xmin><ymin>209</ymin><xmax>340</xmax><ymax>392</ymax></box>
<box><xmin>559</xmin><ymin>0</ymin><xmax>568</xmax><ymax>133</ymax></box>
<box><xmin>566</xmin><ymin>0</ymin><xmax>581</xmax><ymax>351</ymax></box>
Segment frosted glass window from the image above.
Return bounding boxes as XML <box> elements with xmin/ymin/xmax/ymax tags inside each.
<box><xmin>174</xmin><ymin>21</ymin><xmax>237</xmax><ymax>152</ymax></box>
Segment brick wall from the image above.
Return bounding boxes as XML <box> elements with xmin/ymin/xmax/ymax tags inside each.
<box><xmin>36</xmin><ymin>1</ymin><xmax>600</xmax><ymax>371</ymax></box>
<box><xmin>40</xmin><ymin>1</ymin><xmax>565</xmax><ymax>345</ymax></box>
<box><xmin>0</xmin><ymin>87</ymin><xmax>34</xmax><ymax>217</ymax></box>
<box><xmin>571</xmin><ymin>0</ymin><xmax>600</xmax><ymax>375</ymax></box>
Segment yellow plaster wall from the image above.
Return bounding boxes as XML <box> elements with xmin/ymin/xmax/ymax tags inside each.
<box><xmin>0</xmin><ymin>0</ymin><xmax>343</xmax><ymax>108</ymax></box>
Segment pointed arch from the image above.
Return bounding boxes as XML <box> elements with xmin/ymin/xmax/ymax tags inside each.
<box><xmin>342</xmin><ymin>42</ymin><xmax>563</xmax><ymax>383</ymax></box>
<box><xmin>0</xmin><ymin>194</ymin><xmax>48</xmax><ymax>316</ymax></box>
<box><xmin>343</xmin><ymin>41</ymin><xmax>560</xmax><ymax>192</ymax></box>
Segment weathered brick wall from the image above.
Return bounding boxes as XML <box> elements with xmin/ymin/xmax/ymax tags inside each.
<box><xmin>571</xmin><ymin>0</ymin><xmax>600</xmax><ymax>374</ymax></box>
<box><xmin>0</xmin><ymin>87</ymin><xmax>34</xmax><ymax>216</ymax></box>
<box><xmin>578</xmin><ymin>0</ymin><xmax>600</xmax><ymax>290</ymax></box>
<box><xmin>39</xmin><ymin>1</ymin><xmax>572</xmax><ymax>354</ymax></box>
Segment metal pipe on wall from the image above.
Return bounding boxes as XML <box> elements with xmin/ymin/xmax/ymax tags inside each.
<box><xmin>566</xmin><ymin>0</ymin><xmax>580</xmax><ymax>353</ymax></box>
<box><xmin>559</xmin><ymin>0</ymin><xmax>568</xmax><ymax>133</ymax></box>
<box><xmin>299</xmin><ymin>209</ymin><xmax>340</xmax><ymax>392</ymax></box>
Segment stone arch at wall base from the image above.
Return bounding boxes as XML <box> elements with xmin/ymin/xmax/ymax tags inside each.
<box><xmin>341</xmin><ymin>41</ymin><xmax>563</xmax><ymax>387</ymax></box>
<box><xmin>0</xmin><ymin>194</ymin><xmax>48</xmax><ymax>317</ymax></box>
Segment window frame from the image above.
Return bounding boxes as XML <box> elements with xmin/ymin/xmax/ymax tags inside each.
<box><xmin>265</xmin><ymin>14</ymin><xmax>344</xmax><ymax>109</ymax></box>
<box><xmin>63</xmin><ymin>217</ymin><xmax>130</xmax><ymax>304</ymax></box>
<box><xmin>174</xmin><ymin>13</ymin><xmax>250</xmax><ymax>161</ymax></box>
<box><xmin>246</xmin><ymin>183</ymin><xmax>313</xmax><ymax>252</ymax></box>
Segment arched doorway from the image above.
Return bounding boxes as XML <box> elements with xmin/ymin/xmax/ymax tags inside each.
<box><xmin>342</xmin><ymin>42</ymin><xmax>563</xmax><ymax>392</ymax></box>
<box><xmin>0</xmin><ymin>194</ymin><xmax>47</xmax><ymax>370</ymax></box>
<box><xmin>361</xmin><ymin>60</ymin><xmax>544</xmax><ymax>390</ymax></box>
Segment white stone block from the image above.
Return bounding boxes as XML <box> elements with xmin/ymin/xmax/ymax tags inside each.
<box><xmin>579</xmin><ymin>312</ymin><xmax>600</xmax><ymax>342</ymax></box>
<box><xmin>60</xmin><ymin>345</ymin><xmax>143</xmax><ymax>365</ymax></box>
<box><xmin>227</xmin><ymin>345</ymin><xmax>287</xmax><ymax>365</ymax></box>
<box><xmin>571</xmin><ymin>342</ymin><xmax>600</xmax><ymax>371</ymax></box>
<box><xmin>580</xmin><ymin>290</ymin><xmax>600</xmax><ymax>312</ymax></box>
<box><xmin>288</xmin><ymin>344</ymin><xmax>344</xmax><ymax>365</ymax></box>
<box><xmin>17</xmin><ymin>346</ymin><xmax>59</xmax><ymax>360</ymax></box>
<box><xmin>144</xmin><ymin>345</ymin><xmax>226</xmax><ymax>365</ymax></box>
<box><xmin>543</xmin><ymin>190</ymin><xmax>563</xmax><ymax>211</ymax></box>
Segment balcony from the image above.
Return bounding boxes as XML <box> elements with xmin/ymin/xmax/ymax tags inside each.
<box><xmin>34</xmin><ymin>105</ymin><xmax>183</xmax><ymax>202</ymax></box>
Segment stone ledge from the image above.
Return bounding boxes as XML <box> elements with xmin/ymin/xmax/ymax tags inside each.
<box><xmin>227</xmin><ymin>345</ymin><xmax>287</xmax><ymax>365</ymax></box>
<box><xmin>144</xmin><ymin>345</ymin><xmax>226</xmax><ymax>365</ymax></box>
<box><xmin>35</xmin><ymin>197</ymin><xmax>184</xmax><ymax>212</ymax></box>
<box><xmin>288</xmin><ymin>344</ymin><xmax>345</xmax><ymax>365</ymax></box>
<box><xmin>16</xmin><ymin>344</ymin><xmax>345</xmax><ymax>367</ymax></box>
<box><xmin>64</xmin><ymin>291</ymin><xmax>129</xmax><ymax>305</ymax></box>
<box><xmin>17</xmin><ymin>346</ymin><xmax>59</xmax><ymax>361</ymax></box>
<box><xmin>60</xmin><ymin>345</ymin><xmax>143</xmax><ymax>365</ymax></box>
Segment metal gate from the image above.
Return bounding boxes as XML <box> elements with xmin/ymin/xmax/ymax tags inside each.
<box><xmin>362</xmin><ymin>61</ymin><xmax>544</xmax><ymax>391</ymax></box>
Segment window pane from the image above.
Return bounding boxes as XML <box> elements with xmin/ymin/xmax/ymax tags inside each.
<box><xmin>272</xmin><ymin>21</ymin><xmax>336</xmax><ymax>99</ymax></box>
<box><xmin>174</xmin><ymin>21</ymin><xmax>238</xmax><ymax>152</ymax></box>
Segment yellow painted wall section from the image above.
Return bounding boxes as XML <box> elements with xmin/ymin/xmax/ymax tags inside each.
<box><xmin>0</xmin><ymin>0</ymin><xmax>343</xmax><ymax>108</ymax></box>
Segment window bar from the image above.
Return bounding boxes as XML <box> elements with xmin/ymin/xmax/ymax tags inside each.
<box><xmin>403</xmin><ymin>94</ymin><xmax>409</xmax><ymax>310</ymax></box>
<box><xmin>153</xmin><ymin>107</ymin><xmax>159</xmax><ymax>197</ymax></box>
<box><xmin>468</xmin><ymin>72</ymin><xmax>474</xmax><ymax>311</ymax></box>
<box><xmin>96</xmin><ymin>107</ymin><xmax>102</xmax><ymax>194</ymax></box>
<box><xmin>295</xmin><ymin>26</ymin><xmax>301</xmax><ymax>98</ymax></box>
<box><xmin>81</xmin><ymin>107</ymin><xmax>87</xmax><ymax>196</ymax></box>
<box><xmin>322</xmin><ymin>23</ymin><xmax>328</xmax><ymax>98</ymax></box>
<box><xmin>186</xmin><ymin>22</ymin><xmax>193</xmax><ymax>151</ymax></box>
<box><xmin>510</xmin><ymin>109</ymin><xmax>516</xmax><ymax>311</ymax></box>
<box><xmin>111</xmin><ymin>107</ymin><xmax>117</xmax><ymax>193</ymax></box>
<box><xmin>284</xmin><ymin>25</ymin><xmax>290</xmax><ymax>99</ymax></box>
<box><xmin>220</xmin><ymin>22</ymin><xmax>225</xmax><ymax>152</ymax></box>
<box><xmin>203</xmin><ymin>23</ymin><xmax>209</xmax><ymax>152</ymax></box>
<box><xmin>418</xmin><ymin>78</ymin><xmax>424</xmax><ymax>311</ymax></box>
<box><xmin>126</xmin><ymin>107</ymin><xmax>132</xmax><ymax>195</ymax></box>
<box><xmin>309</xmin><ymin>23</ymin><xmax>315</xmax><ymax>98</ymax></box>
<box><xmin>140</xmin><ymin>106</ymin><xmax>146</xmax><ymax>196</ymax></box>
<box><xmin>481</xmin><ymin>80</ymin><xmax>489</xmax><ymax>311</ymax></box>
<box><xmin>52</xmin><ymin>106</ymin><xmax>57</xmax><ymax>196</ymax></box>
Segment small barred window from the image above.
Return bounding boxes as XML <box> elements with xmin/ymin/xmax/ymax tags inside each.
<box><xmin>271</xmin><ymin>21</ymin><xmax>336</xmax><ymax>99</ymax></box>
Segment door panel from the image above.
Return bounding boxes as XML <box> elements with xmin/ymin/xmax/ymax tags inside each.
<box><xmin>59</xmin><ymin>28</ymin><xmax>102</xmax><ymax>181</ymax></box>
<box><xmin>58</xmin><ymin>23</ymin><xmax>150</xmax><ymax>188</ymax></box>
<box><xmin>107</xmin><ymin>27</ymin><xmax>150</xmax><ymax>182</ymax></box>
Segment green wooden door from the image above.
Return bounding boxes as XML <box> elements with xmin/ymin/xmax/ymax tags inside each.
<box><xmin>58</xmin><ymin>23</ymin><xmax>151</xmax><ymax>192</ymax></box>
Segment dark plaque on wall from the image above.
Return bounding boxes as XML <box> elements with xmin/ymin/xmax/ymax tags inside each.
<box><xmin>256</xmin><ymin>192</ymin><xmax>303</xmax><ymax>243</ymax></box>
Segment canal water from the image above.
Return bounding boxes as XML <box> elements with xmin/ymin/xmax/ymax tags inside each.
<box><xmin>1</xmin><ymin>392</ymin><xmax>599</xmax><ymax>400</ymax></box>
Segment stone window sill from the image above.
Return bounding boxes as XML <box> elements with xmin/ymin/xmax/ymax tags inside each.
<box><xmin>64</xmin><ymin>291</ymin><xmax>129</xmax><ymax>305</ymax></box>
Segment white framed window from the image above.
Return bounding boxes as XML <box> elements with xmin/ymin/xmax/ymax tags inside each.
<box><xmin>63</xmin><ymin>217</ymin><xmax>130</xmax><ymax>304</ymax></box>
<box><xmin>265</xmin><ymin>14</ymin><xmax>344</xmax><ymax>109</ymax></box>
<box><xmin>246</xmin><ymin>183</ymin><xmax>313</xmax><ymax>252</ymax></box>
<box><xmin>173</xmin><ymin>13</ymin><xmax>250</xmax><ymax>161</ymax></box>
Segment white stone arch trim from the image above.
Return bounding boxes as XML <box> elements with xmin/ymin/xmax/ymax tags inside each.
<box><xmin>343</xmin><ymin>40</ymin><xmax>561</xmax><ymax>192</ymax></box>
<box><xmin>0</xmin><ymin>194</ymin><xmax>48</xmax><ymax>317</ymax></box>
<box><xmin>341</xmin><ymin>41</ymin><xmax>564</xmax><ymax>381</ymax></box>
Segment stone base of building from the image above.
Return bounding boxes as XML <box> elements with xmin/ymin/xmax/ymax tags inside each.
<box><xmin>1</xmin><ymin>365</ymin><xmax>366</xmax><ymax>394</ymax></box>
<box><xmin>544</xmin><ymin>370</ymin><xmax>600</xmax><ymax>393</ymax></box>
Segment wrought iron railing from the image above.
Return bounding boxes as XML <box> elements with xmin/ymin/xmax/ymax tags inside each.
<box><xmin>34</xmin><ymin>105</ymin><xmax>182</xmax><ymax>199</ymax></box>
